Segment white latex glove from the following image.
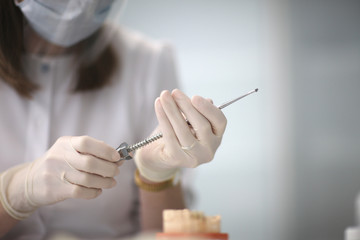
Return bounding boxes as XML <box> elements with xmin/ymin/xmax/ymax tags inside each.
<box><xmin>135</xmin><ymin>89</ymin><xmax>227</xmax><ymax>182</ymax></box>
<box><xmin>0</xmin><ymin>136</ymin><xmax>121</xmax><ymax>220</ymax></box>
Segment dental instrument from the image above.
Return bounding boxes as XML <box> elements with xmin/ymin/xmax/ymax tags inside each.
<box><xmin>116</xmin><ymin>88</ymin><xmax>259</xmax><ymax>160</ymax></box>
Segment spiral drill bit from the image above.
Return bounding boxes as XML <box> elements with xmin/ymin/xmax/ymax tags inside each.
<box><xmin>128</xmin><ymin>133</ymin><xmax>163</xmax><ymax>152</ymax></box>
<box><xmin>116</xmin><ymin>88</ymin><xmax>258</xmax><ymax>160</ymax></box>
<box><xmin>116</xmin><ymin>133</ymin><xmax>163</xmax><ymax>160</ymax></box>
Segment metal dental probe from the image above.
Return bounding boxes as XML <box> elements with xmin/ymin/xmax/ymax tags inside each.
<box><xmin>116</xmin><ymin>88</ymin><xmax>259</xmax><ymax>160</ymax></box>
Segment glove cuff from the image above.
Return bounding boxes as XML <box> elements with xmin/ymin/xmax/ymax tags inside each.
<box><xmin>24</xmin><ymin>161</ymin><xmax>39</xmax><ymax>208</ymax></box>
<box><xmin>134</xmin><ymin>149</ymin><xmax>178</xmax><ymax>182</ymax></box>
<box><xmin>0</xmin><ymin>163</ymin><xmax>36</xmax><ymax>220</ymax></box>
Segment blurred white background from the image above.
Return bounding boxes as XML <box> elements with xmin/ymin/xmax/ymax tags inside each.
<box><xmin>121</xmin><ymin>0</ymin><xmax>360</xmax><ymax>239</ymax></box>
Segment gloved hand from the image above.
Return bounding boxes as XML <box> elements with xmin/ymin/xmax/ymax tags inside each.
<box><xmin>0</xmin><ymin>136</ymin><xmax>121</xmax><ymax>220</ymax></box>
<box><xmin>134</xmin><ymin>89</ymin><xmax>227</xmax><ymax>182</ymax></box>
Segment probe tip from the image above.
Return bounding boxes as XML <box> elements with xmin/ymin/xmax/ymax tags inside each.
<box><xmin>255</xmin><ymin>88</ymin><xmax>259</xmax><ymax>92</ymax></box>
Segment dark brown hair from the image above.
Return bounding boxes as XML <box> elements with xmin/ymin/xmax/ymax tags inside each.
<box><xmin>0</xmin><ymin>0</ymin><xmax>118</xmax><ymax>98</ymax></box>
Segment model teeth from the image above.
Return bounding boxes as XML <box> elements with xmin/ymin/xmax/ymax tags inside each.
<box><xmin>163</xmin><ymin>209</ymin><xmax>221</xmax><ymax>233</ymax></box>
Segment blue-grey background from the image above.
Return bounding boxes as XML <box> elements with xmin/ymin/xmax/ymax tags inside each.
<box><xmin>121</xmin><ymin>1</ymin><xmax>360</xmax><ymax>239</ymax></box>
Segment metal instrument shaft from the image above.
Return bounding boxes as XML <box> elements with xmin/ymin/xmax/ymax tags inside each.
<box><xmin>218</xmin><ymin>88</ymin><xmax>258</xmax><ymax>109</ymax></box>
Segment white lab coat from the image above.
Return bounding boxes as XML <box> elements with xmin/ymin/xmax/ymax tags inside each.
<box><xmin>0</xmin><ymin>25</ymin><xmax>179</xmax><ymax>239</ymax></box>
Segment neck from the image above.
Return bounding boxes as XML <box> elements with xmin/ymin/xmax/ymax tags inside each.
<box><xmin>23</xmin><ymin>25</ymin><xmax>72</xmax><ymax>56</ymax></box>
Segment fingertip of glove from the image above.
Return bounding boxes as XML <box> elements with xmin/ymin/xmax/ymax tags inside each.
<box><xmin>115</xmin><ymin>167</ymin><xmax>121</xmax><ymax>176</ymax></box>
<box><xmin>111</xmin><ymin>179</ymin><xmax>117</xmax><ymax>187</ymax></box>
<box><xmin>96</xmin><ymin>189</ymin><xmax>102</xmax><ymax>196</ymax></box>
<box><xmin>112</xmin><ymin>151</ymin><xmax>121</xmax><ymax>162</ymax></box>
<box><xmin>116</xmin><ymin>160</ymin><xmax>124</xmax><ymax>167</ymax></box>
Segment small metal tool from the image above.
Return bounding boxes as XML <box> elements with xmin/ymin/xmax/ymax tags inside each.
<box><xmin>218</xmin><ymin>88</ymin><xmax>258</xmax><ymax>109</ymax></box>
<box><xmin>116</xmin><ymin>88</ymin><xmax>259</xmax><ymax>160</ymax></box>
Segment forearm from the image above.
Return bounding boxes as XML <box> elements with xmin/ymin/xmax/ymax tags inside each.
<box><xmin>139</xmin><ymin>175</ymin><xmax>185</xmax><ymax>231</ymax></box>
<box><xmin>0</xmin><ymin>202</ymin><xmax>19</xmax><ymax>237</ymax></box>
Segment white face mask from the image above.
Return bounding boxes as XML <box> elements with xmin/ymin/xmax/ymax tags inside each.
<box><xmin>15</xmin><ymin>0</ymin><xmax>114</xmax><ymax>47</ymax></box>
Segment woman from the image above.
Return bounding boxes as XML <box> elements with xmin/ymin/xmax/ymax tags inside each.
<box><xmin>0</xmin><ymin>0</ymin><xmax>227</xmax><ymax>239</ymax></box>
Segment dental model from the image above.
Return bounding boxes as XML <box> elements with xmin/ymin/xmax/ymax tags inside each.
<box><xmin>156</xmin><ymin>209</ymin><xmax>228</xmax><ymax>240</ymax></box>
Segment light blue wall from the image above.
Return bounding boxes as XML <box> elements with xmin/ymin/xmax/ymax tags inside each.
<box><xmin>121</xmin><ymin>1</ymin><xmax>360</xmax><ymax>239</ymax></box>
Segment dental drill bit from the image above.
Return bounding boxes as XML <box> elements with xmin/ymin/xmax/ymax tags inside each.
<box><xmin>116</xmin><ymin>88</ymin><xmax>259</xmax><ymax>160</ymax></box>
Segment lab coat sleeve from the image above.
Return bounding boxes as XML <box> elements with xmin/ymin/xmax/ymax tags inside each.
<box><xmin>139</xmin><ymin>42</ymin><xmax>181</xmax><ymax>139</ymax></box>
